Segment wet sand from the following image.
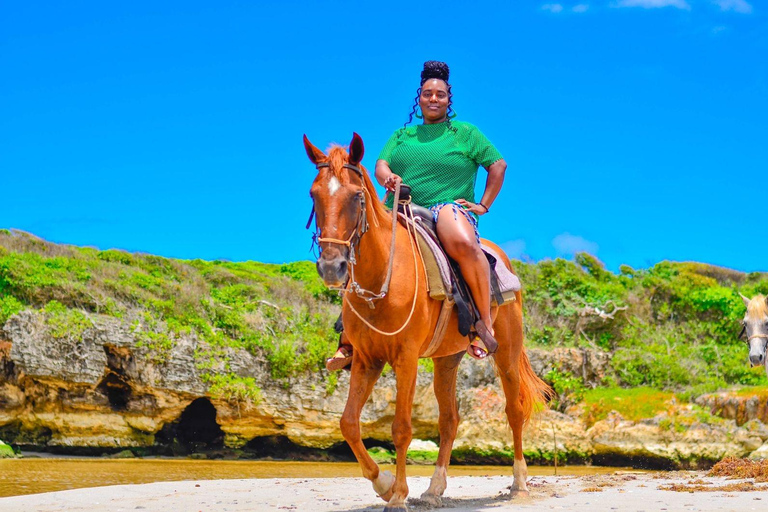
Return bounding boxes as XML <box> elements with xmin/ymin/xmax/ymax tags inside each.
<box><xmin>0</xmin><ymin>472</ymin><xmax>765</xmax><ymax>512</ymax></box>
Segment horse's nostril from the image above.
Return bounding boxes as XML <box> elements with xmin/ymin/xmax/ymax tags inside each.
<box><xmin>339</xmin><ymin>260</ymin><xmax>348</xmax><ymax>276</ymax></box>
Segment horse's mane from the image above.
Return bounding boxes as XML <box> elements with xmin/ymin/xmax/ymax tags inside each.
<box><xmin>747</xmin><ymin>295</ymin><xmax>768</xmax><ymax>320</ymax></box>
<box><xmin>326</xmin><ymin>144</ymin><xmax>390</xmax><ymax>221</ymax></box>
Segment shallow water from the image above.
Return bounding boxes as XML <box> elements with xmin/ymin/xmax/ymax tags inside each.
<box><xmin>0</xmin><ymin>458</ymin><xmax>638</xmax><ymax>498</ymax></box>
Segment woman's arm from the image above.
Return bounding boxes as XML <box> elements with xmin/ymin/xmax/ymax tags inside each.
<box><xmin>456</xmin><ymin>159</ymin><xmax>507</xmax><ymax>216</ymax></box>
<box><xmin>375</xmin><ymin>159</ymin><xmax>401</xmax><ymax>191</ymax></box>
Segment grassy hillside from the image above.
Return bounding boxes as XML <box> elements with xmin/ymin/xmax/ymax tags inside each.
<box><xmin>0</xmin><ymin>229</ymin><xmax>341</xmax><ymax>397</ymax></box>
<box><xmin>1</xmin><ymin>230</ymin><xmax>766</xmax><ymax>401</ymax></box>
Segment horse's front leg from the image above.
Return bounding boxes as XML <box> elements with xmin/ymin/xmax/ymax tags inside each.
<box><xmin>340</xmin><ymin>357</ymin><xmax>393</xmax><ymax>499</ymax></box>
<box><xmin>420</xmin><ymin>351</ymin><xmax>464</xmax><ymax>506</ymax></box>
<box><xmin>384</xmin><ymin>354</ymin><xmax>419</xmax><ymax>512</ymax></box>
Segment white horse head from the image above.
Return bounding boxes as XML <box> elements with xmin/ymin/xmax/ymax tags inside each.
<box><xmin>741</xmin><ymin>294</ymin><xmax>768</xmax><ymax>377</ymax></box>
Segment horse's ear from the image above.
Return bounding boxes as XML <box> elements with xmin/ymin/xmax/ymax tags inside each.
<box><xmin>349</xmin><ymin>132</ymin><xmax>364</xmax><ymax>165</ymax></box>
<box><xmin>303</xmin><ymin>134</ymin><xmax>326</xmax><ymax>165</ymax></box>
<box><xmin>741</xmin><ymin>293</ymin><xmax>751</xmax><ymax>308</ymax></box>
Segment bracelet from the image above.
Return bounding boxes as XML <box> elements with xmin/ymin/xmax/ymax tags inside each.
<box><xmin>478</xmin><ymin>202</ymin><xmax>489</xmax><ymax>213</ymax></box>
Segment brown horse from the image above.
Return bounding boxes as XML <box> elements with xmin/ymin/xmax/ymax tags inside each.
<box><xmin>304</xmin><ymin>133</ymin><xmax>550</xmax><ymax>511</ymax></box>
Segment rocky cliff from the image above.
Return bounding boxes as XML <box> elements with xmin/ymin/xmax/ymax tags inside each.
<box><xmin>1</xmin><ymin>309</ymin><xmax>766</xmax><ymax>468</ymax></box>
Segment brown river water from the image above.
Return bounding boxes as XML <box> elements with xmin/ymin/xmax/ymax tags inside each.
<box><xmin>0</xmin><ymin>459</ymin><xmax>633</xmax><ymax>498</ymax></box>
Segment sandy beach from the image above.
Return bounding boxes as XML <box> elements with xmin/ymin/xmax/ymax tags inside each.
<box><xmin>0</xmin><ymin>472</ymin><xmax>765</xmax><ymax>512</ymax></box>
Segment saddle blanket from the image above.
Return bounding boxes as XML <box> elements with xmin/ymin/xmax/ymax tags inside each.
<box><xmin>404</xmin><ymin>215</ymin><xmax>522</xmax><ymax>305</ymax></box>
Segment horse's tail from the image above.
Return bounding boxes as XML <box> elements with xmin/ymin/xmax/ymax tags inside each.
<box><xmin>518</xmin><ymin>346</ymin><xmax>552</xmax><ymax>425</ymax></box>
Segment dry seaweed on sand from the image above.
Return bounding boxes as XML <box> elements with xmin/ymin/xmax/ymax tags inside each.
<box><xmin>581</xmin><ymin>487</ymin><xmax>603</xmax><ymax>492</ymax></box>
<box><xmin>708</xmin><ymin>457</ymin><xmax>768</xmax><ymax>482</ymax></box>
<box><xmin>658</xmin><ymin>481</ymin><xmax>762</xmax><ymax>492</ymax></box>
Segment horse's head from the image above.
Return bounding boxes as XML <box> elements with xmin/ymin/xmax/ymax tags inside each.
<box><xmin>741</xmin><ymin>294</ymin><xmax>768</xmax><ymax>368</ymax></box>
<box><xmin>304</xmin><ymin>133</ymin><xmax>367</xmax><ymax>288</ymax></box>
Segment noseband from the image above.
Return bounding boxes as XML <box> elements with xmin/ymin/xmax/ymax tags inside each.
<box><xmin>739</xmin><ymin>324</ymin><xmax>768</xmax><ymax>344</ymax></box>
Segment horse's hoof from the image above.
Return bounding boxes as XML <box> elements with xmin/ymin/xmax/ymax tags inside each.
<box><xmin>510</xmin><ymin>489</ymin><xmax>530</xmax><ymax>498</ymax></box>
<box><xmin>418</xmin><ymin>493</ymin><xmax>442</xmax><ymax>507</ymax></box>
<box><xmin>373</xmin><ymin>470</ymin><xmax>395</xmax><ymax>502</ymax></box>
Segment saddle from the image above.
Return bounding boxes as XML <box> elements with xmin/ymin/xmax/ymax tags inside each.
<box><xmin>395</xmin><ymin>186</ymin><xmax>521</xmax><ymax>358</ymax></box>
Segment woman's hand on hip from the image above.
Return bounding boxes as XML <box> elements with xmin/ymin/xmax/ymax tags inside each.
<box><xmin>456</xmin><ymin>199</ymin><xmax>488</xmax><ymax>216</ymax></box>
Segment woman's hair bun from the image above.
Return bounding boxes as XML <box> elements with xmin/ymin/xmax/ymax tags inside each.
<box><xmin>420</xmin><ymin>61</ymin><xmax>450</xmax><ymax>85</ymax></box>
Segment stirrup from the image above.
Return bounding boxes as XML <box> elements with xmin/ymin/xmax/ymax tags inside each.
<box><xmin>467</xmin><ymin>320</ymin><xmax>497</xmax><ymax>360</ymax></box>
<box><xmin>325</xmin><ymin>346</ymin><xmax>353</xmax><ymax>371</ymax></box>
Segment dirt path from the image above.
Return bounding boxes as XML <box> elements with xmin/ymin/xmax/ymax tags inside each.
<box><xmin>0</xmin><ymin>473</ymin><xmax>765</xmax><ymax>511</ymax></box>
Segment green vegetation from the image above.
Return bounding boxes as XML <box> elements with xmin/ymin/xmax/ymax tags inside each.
<box><xmin>0</xmin><ymin>230</ymin><xmax>340</xmax><ymax>392</ymax></box>
<box><xmin>43</xmin><ymin>300</ymin><xmax>92</xmax><ymax>340</ymax></box>
<box><xmin>365</xmin><ymin>446</ymin><xmax>439</xmax><ymax>465</ymax></box>
<box><xmin>517</xmin><ymin>254</ymin><xmax>767</xmax><ymax>395</ymax></box>
<box><xmin>205</xmin><ymin>373</ymin><xmax>263</xmax><ymax>404</ymax></box>
<box><xmin>1</xmin><ymin>229</ymin><xmax>766</xmax><ymax>406</ymax></box>
<box><xmin>580</xmin><ymin>387</ymin><xmax>674</xmax><ymax>426</ymax></box>
<box><xmin>0</xmin><ymin>440</ymin><xmax>16</xmax><ymax>458</ymax></box>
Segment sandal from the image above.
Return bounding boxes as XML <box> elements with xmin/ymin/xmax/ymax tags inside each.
<box><xmin>466</xmin><ymin>320</ymin><xmax>498</xmax><ymax>360</ymax></box>
<box><xmin>326</xmin><ymin>345</ymin><xmax>353</xmax><ymax>371</ymax></box>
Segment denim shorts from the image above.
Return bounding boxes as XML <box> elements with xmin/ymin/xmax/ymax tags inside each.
<box><xmin>429</xmin><ymin>202</ymin><xmax>481</xmax><ymax>244</ymax></box>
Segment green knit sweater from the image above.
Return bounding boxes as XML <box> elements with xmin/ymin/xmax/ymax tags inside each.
<box><xmin>378</xmin><ymin>120</ymin><xmax>503</xmax><ymax>208</ymax></box>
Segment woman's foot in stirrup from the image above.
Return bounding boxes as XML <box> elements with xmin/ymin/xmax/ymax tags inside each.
<box><xmin>467</xmin><ymin>320</ymin><xmax>497</xmax><ymax>360</ymax></box>
<box><xmin>326</xmin><ymin>345</ymin><xmax>353</xmax><ymax>371</ymax></box>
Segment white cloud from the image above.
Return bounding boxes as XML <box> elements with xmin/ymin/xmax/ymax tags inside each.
<box><xmin>573</xmin><ymin>4</ymin><xmax>590</xmax><ymax>12</ymax></box>
<box><xmin>712</xmin><ymin>0</ymin><xmax>752</xmax><ymax>13</ymax></box>
<box><xmin>501</xmin><ymin>239</ymin><xmax>527</xmax><ymax>260</ymax></box>
<box><xmin>711</xmin><ymin>25</ymin><xmax>729</xmax><ymax>34</ymax></box>
<box><xmin>552</xmin><ymin>233</ymin><xmax>599</xmax><ymax>257</ymax></box>
<box><xmin>542</xmin><ymin>3</ymin><xmax>564</xmax><ymax>13</ymax></box>
<box><xmin>614</xmin><ymin>0</ymin><xmax>691</xmax><ymax>9</ymax></box>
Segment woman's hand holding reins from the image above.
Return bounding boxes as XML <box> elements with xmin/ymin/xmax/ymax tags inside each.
<box><xmin>383</xmin><ymin>173</ymin><xmax>402</xmax><ymax>192</ymax></box>
<box><xmin>456</xmin><ymin>198</ymin><xmax>489</xmax><ymax>216</ymax></box>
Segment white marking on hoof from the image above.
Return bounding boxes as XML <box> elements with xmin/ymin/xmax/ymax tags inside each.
<box><xmin>511</xmin><ymin>459</ymin><xmax>529</xmax><ymax>493</ymax></box>
<box><xmin>373</xmin><ymin>470</ymin><xmax>395</xmax><ymax>497</ymax></box>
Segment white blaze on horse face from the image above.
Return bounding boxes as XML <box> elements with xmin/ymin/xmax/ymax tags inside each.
<box><xmin>328</xmin><ymin>176</ymin><xmax>342</xmax><ymax>196</ymax></box>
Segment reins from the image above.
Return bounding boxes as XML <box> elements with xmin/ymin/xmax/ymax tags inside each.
<box><xmin>308</xmin><ymin>161</ymin><xmax>423</xmax><ymax>336</ymax></box>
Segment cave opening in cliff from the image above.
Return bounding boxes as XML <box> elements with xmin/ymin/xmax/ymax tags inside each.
<box><xmin>97</xmin><ymin>373</ymin><xmax>132</xmax><ymax>411</ymax></box>
<box><xmin>243</xmin><ymin>436</ymin><xmax>391</xmax><ymax>462</ymax></box>
<box><xmin>156</xmin><ymin>398</ymin><xmax>225</xmax><ymax>453</ymax></box>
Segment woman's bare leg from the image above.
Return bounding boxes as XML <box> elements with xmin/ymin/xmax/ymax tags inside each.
<box><xmin>435</xmin><ymin>205</ymin><xmax>494</xmax><ymax>343</ymax></box>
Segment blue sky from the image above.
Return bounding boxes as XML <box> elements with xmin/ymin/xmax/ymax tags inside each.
<box><xmin>2</xmin><ymin>0</ymin><xmax>766</xmax><ymax>272</ymax></box>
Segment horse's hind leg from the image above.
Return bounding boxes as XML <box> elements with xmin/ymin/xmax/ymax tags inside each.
<box><xmin>493</xmin><ymin>303</ymin><xmax>530</xmax><ymax>496</ymax></box>
<box><xmin>420</xmin><ymin>351</ymin><xmax>464</xmax><ymax>506</ymax></box>
<box><xmin>340</xmin><ymin>358</ymin><xmax>393</xmax><ymax>500</ymax></box>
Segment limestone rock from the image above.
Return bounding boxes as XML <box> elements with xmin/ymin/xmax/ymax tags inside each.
<box><xmin>1</xmin><ymin>309</ymin><xmax>765</xmax><ymax>470</ymax></box>
<box><xmin>696</xmin><ymin>391</ymin><xmax>768</xmax><ymax>426</ymax></box>
<box><xmin>588</xmin><ymin>412</ymin><xmax>759</xmax><ymax>467</ymax></box>
<box><xmin>749</xmin><ymin>441</ymin><xmax>768</xmax><ymax>460</ymax></box>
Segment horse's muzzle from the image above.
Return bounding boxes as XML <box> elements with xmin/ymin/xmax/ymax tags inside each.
<box><xmin>317</xmin><ymin>255</ymin><xmax>348</xmax><ymax>288</ymax></box>
<box><xmin>749</xmin><ymin>351</ymin><xmax>765</xmax><ymax>367</ymax></box>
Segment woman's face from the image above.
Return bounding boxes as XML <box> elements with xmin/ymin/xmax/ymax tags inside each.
<box><xmin>419</xmin><ymin>79</ymin><xmax>449</xmax><ymax>124</ymax></box>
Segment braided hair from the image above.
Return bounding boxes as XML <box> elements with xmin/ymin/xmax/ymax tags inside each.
<box><xmin>404</xmin><ymin>60</ymin><xmax>456</xmax><ymax>130</ymax></box>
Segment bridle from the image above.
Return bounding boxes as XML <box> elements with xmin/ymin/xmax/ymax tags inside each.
<box><xmin>739</xmin><ymin>324</ymin><xmax>768</xmax><ymax>344</ymax></box>
<box><xmin>306</xmin><ymin>162</ymin><xmax>369</xmax><ymax>258</ymax></box>
<box><xmin>307</xmin><ymin>161</ymin><xmax>406</xmax><ymax>310</ymax></box>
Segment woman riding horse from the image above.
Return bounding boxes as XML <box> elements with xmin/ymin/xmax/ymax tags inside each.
<box><xmin>327</xmin><ymin>60</ymin><xmax>507</xmax><ymax>370</ymax></box>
